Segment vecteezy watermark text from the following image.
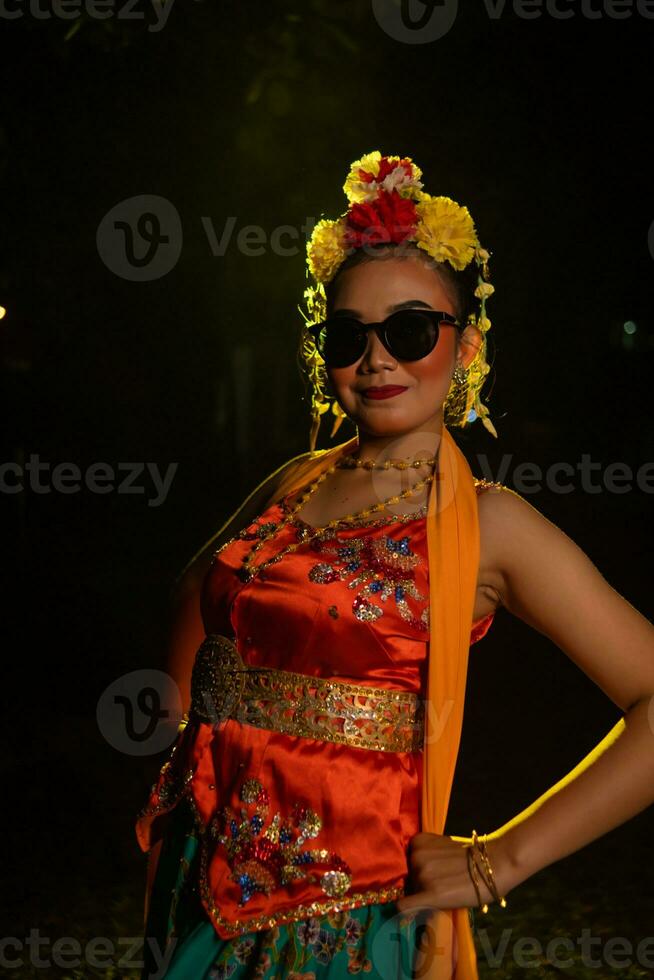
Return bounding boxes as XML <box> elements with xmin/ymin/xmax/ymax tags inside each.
<box><xmin>96</xmin><ymin>195</ymin><xmax>654</xmax><ymax>283</ymax></box>
<box><xmin>0</xmin><ymin>0</ymin><xmax>175</xmax><ymax>32</ymax></box>
<box><xmin>372</xmin><ymin>0</ymin><xmax>654</xmax><ymax>44</ymax></box>
<box><xmin>477</xmin><ymin>453</ymin><xmax>654</xmax><ymax>494</ymax></box>
<box><xmin>0</xmin><ymin>455</ymin><xmax>177</xmax><ymax>507</ymax></box>
<box><xmin>0</xmin><ymin>931</ymin><xmax>176</xmax><ymax>978</ymax></box>
<box><xmin>96</xmin><ymin>195</ymin><xmax>323</xmax><ymax>281</ymax></box>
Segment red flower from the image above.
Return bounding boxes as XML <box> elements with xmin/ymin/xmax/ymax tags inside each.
<box><xmin>345</xmin><ymin>190</ymin><xmax>418</xmax><ymax>249</ymax></box>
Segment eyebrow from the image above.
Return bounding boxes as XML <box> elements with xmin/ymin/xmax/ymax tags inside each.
<box><xmin>332</xmin><ymin>299</ymin><xmax>435</xmax><ymax>317</ymax></box>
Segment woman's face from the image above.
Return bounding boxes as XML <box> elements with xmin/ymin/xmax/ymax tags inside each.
<box><xmin>326</xmin><ymin>256</ymin><xmax>469</xmax><ymax>439</ymax></box>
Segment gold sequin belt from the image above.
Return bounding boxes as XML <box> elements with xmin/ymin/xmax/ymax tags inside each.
<box><xmin>189</xmin><ymin>633</ymin><xmax>424</xmax><ymax>753</ymax></box>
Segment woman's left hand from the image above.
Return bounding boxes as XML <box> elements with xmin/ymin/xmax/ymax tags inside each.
<box><xmin>395</xmin><ymin>832</ymin><xmax>517</xmax><ymax>914</ymax></box>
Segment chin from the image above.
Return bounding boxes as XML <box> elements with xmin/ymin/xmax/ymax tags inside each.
<box><xmin>353</xmin><ymin>414</ymin><xmax>414</xmax><ymax>436</ymax></box>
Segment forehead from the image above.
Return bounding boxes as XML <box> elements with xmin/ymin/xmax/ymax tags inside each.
<box><xmin>330</xmin><ymin>256</ymin><xmax>455</xmax><ymax>315</ymax></box>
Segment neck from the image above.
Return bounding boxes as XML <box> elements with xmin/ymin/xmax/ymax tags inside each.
<box><xmin>351</xmin><ymin>417</ymin><xmax>444</xmax><ymax>465</ymax></box>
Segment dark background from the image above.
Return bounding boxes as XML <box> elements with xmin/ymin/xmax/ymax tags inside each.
<box><xmin>1</xmin><ymin>2</ymin><xmax>653</xmax><ymax>976</ymax></box>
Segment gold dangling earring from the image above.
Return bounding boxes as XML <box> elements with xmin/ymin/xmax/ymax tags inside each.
<box><xmin>445</xmin><ymin>359</ymin><xmax>470</xmax><ymax>427</ymax></box>
<box><xmin>452</xmin><ymin>360</ymin><xmax>469</xmax><ymax>387</ymax></box>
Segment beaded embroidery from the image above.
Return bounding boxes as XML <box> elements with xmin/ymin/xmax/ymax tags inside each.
<box><xmin>308</xmin><ymin>533</ymin><xmax>429</xmax><ymax>631</ymax></box>
<box><xmin>210</xmin><ymin>777</ymin><xmax>352</xmax><ymax>906</ymax></box>
<box><xmin>136</xmin><ymin>719</ymin><xmax>195</xmax><ymax>825</ymax></box>
<box><xmin>186</xmin><ymin>792</ymin><xmax>405</xmax><ymax>939</ymax></box>
<box><xmin>209</xmin><ymin>477</ymin><xmax>500</xmax><ymax>569</ymax></box>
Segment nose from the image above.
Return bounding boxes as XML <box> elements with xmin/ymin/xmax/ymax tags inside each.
<box><xmin>359</xmin><ymin>326</ymin><xmax>396</xmax><ymax>372</ymax></box>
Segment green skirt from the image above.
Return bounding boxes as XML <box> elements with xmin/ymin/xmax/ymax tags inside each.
<box><xmin>141</xmin><ymin>795</ymin><xmax>430</xmax><ymax>979</ymax></box>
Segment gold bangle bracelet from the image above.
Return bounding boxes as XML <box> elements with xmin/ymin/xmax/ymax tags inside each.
<box><xmin>476</xmin><ymin>834</ymin><xmax>507</xmax><ymax>909</ymax></box>
<box><xmin>470</xmin><ymin>830</ymin><xmax>507</xmax><ymax>911</ymax></box>
<box><xmin>466</xmin><ymin>846</ymin><xmax>485</xmax><ymax>912</ymax></box>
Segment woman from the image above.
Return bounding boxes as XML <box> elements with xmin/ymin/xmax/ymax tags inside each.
<box><xmin>135</xmin><ymin>152</ymin><xmax>654</xmax><ymax>980</ymax></box>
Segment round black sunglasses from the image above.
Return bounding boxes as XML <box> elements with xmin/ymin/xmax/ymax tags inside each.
<box><xmin>308</xmin><ymin>309</ymin><xmax>460</xmax><ymax>368</ymax></box>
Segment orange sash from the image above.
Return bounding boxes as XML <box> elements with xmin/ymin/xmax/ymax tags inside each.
<box><xmin>275</xmin><ymin>422</ymin><xmax>480</xmax><ymax>979</ymax></box>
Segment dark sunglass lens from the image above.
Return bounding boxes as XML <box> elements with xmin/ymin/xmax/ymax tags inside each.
<box><xmin>386</xmin><ymin>311</ymin><xmax>438</xmax><ymax>360</ymax></box>
<box><xmin>321</xmin><ymin>319</ymin><xmax>367</xmax><ymax>367</ymax></box>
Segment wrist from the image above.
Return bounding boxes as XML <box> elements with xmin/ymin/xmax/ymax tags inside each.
<box><xmin>484</xmin><ymin>832</ymin><xmax>528</xmax><ymax>898</ymax></box>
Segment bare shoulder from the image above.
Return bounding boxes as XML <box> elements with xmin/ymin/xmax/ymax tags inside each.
<box><xmin>476</xmin><ymin>480</ymin><xmax>576</xmax><ymax>618</ymax></box>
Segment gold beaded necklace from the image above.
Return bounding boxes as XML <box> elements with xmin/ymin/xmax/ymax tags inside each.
<box><xmin>338</xmin><ymin>455</ymin><xmax>437</xmax><ymax>471</ymax></box>
<box><xmin>235</xmin><ymin>453</ymin><xmax>437</xmax><ymax>584</ymax></box>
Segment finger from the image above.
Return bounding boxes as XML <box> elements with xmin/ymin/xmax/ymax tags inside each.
<box><xmin>396</xmin><ymin>892</ymin><xmax>440</xmax><ymax>914</ymax></box>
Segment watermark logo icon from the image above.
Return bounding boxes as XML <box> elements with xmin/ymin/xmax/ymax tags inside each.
<box><xmin>372</xmin><ymin>0</ymin><xmax>459</xmax><ymax>43</ymax></box>
<box><xmin>97</xmin><ymin>669</ymin><xmax>182</xmax><ymax>755</ymax></box>
<box><xmin>369</xmin><ymin>904</ymin><xmax>454</xmax><ymax>980</ymax></box>
<box><xmin>96</xmin><ymin>194</ymin><xmax>182</xmax><ymax>281</ymax></box>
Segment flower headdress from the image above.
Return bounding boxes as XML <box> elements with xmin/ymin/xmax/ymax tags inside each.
<box><xmin>298</xmin><ymin>151</ymin><xmax>497</xmax><ymax>452</ymax></box>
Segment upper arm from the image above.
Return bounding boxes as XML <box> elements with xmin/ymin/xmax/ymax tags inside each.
<box><xmin>482</xmin><ymin>487</ymin><xmax>654</xmax><ymax>713</ymax></box>
<box><xmin>164</xmin><ymin>451</ymin><xmax>312</xmax><ymax>711</ymax></box>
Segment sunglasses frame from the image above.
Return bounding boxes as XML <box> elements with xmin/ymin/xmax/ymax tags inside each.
<box><xmin>308</xmin><ymin>309</ymin><xmax>461</xmax><ymax>368</ymax></box>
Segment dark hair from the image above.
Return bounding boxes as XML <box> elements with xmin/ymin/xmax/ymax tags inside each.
<box><xmin>324</xmin><ymin>241</ymin><xmax>479</xmax><ymax>329</ymax></box>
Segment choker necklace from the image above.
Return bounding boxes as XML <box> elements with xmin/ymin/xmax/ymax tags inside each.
<box><xmin>236</xmin><ymin>458</ymin><xmax>436</xmax><ymax>584</ymax></box>
<box><xmin>336</xmin><ymin>454</ymin><xmax>437</xmax><ymax>471</ymax></box>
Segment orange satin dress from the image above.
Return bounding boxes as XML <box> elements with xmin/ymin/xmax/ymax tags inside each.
<box><xmin>135</xmin><ymin>481</ymin><xmax>495</xmax><ymax>940</ymax></box>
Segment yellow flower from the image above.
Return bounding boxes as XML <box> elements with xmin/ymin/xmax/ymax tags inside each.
<box><xmin>414</xmin><ymin>195</ymin><xmax>478</xmax><ymax>271</ymax></box>
<box><xmin>343</xmin><ymin>151</ymin><xmax>382</xmax><ymax>203</ymax></box>
<box><xmin>474</xmin><ymin>282</ymin><xmax>495</xmax><ymax>300</ymax></box>
<box><xmin>478</xmin><ymin>316</ymin><xmax>492</xmax><ymax>332</ymax></box>
<box><xmin>306</xmin><ymin>217</ymin><xmax>349</xmax><ymax>283</ymax></box>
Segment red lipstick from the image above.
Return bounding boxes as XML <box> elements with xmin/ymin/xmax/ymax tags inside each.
<box><xmin>362</xmin><ymin>386</ymin><xmax>408</xmax><ymax>400</ymax></box>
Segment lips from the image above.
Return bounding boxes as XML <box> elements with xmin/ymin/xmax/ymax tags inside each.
<box><xmin>362</xmin><ymin>385</ymin><xmax>408</xmax><ymax>400</ymax></box>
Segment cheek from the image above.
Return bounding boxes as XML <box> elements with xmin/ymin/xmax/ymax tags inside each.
<box><xmin>405</xmin><ymin>337</ymin><xmax>455</xmax><ymax>384</ymax></box>
<box><xmin>328</xmin><ymin>365</ymin><xmax>357</xmax><ymax>394</ymax></box>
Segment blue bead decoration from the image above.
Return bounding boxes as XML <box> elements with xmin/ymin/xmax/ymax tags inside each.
<box><xmin>307</xmin><ymin>527</ymin><xmax>429</xmax><ymax>631</ymax></box>
<box><xmin>216</xmin><ymin>775</ymin><xmax>354</xmax><ymax>908</ymax></box>
<box><xmin>238</xmin><ymin>872</ymin><xmax>256</xmax><ymax>903</ymax></box>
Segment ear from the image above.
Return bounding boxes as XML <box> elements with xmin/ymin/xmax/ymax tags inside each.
<box><xmin>457</xmin><ymin>323</ymin><xmax>483</xmax><ymax>370</ymax></box>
